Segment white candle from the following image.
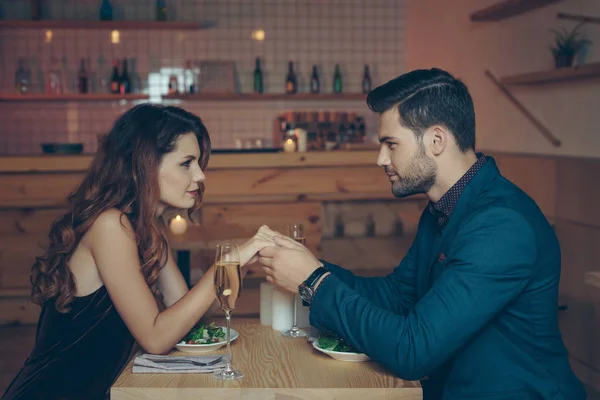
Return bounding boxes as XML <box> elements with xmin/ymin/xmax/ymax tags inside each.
<box><xmin>283</xmin><ymin>138</ymin><xmax>296</xmax><ymax>152</ymax></box>
<box><xmin>271</xmin><ymin>286</ymin><xmax>294</xmax><ymax>331</ymax></box>
<box><xmin>169</xmin><ymin>214</ymin><xmax>188</xmax><ymax>235</ymax></box>
<box><xmin>296</xmin><ymin>128</ymin><xmax>307</xmax><ymax>152</ymax></box>
<box><xmin>260</xmin><ymin>282</ymin><xmax>274</xmax><ymax>326</ymax></box>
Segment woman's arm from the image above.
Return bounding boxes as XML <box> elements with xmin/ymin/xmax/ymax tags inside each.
<box><xmin>87</xmin><ymin>211</ymin><xmax>275</xmax><ymax>354</ymax></box>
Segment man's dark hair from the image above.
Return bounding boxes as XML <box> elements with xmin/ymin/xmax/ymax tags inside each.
<box><xmin>366</xmin><ymin>68</ymin><xmax>476</xmax><ymax>152</ymax></box>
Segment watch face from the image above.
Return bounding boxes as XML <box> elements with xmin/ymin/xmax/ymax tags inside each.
<box><xmin>299</xmin><ymin>285</ymin><xmax>313</xmax><ymax>302</ymax></box>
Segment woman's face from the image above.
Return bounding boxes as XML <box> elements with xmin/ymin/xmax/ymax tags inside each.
<box><xmin>157</xmin><ymin>132</ymin><xmax>205</xmax><ymax>211</ymax></box>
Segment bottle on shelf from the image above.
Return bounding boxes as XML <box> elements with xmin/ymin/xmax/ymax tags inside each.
<box><xmin>99</xmin><ymin>0</ymin><xmax>113</xmax><ymax>21</ymax></box>
<box><xmin>110</xmin><ymin>59</ymin><xmax>120</xmax><ymax>94</ymax></box>
<box><xmin>254</xmin><ymin>57</ymin><xmax>263</xmax><ymax>94</ymax></box>
<box><xmin>168</xmin><ymin>75</ymin><xmax>179</xmax><ymax>95</ymax></box>
<box><xmin>31</xmin><ymin>0</ymin><xmax>41</xmax><ymax>20</ymax></box>
<box><xmin>15</xmin><ymin>58</ymin><xmax>31</xmax><ymax>94</ymax></box>
<box><xmin>156</xmin><ymin>0</ymin><xmax>167</xmax><ymax>21</ymax></box>
<box><xmin>310</xmin><ymin>65</ymin><xmax>319</xmax><ymax>94</ymax></box>
<box><xmin>77</xmin><ymin>58</ymin><xmax>88</xmax><ymax>94</ymax></box>
<box><xmin>120</xmin><ymin>59</ymin><xmax>131</xmax><ymax>94</ymax></box>
<box><xmin>333</xmin><ymin>64</ymin><xmax>342</xmax><ymax>94</ymax></box>
<box><xmin>285</xmin><ymin>61</ymin><xmax>297</xmax><ymax>94</ymax></box>
<box><xmin>362</xmin><ymin>64</ymin><xmax>372</xmax><ymax>94</ymax></box>
<box><xmin>46</xmin><ymin>57</ymin><xmax>63</xmax><ymax>94</ymax></box>
<box><xmin>183</xmin><ymin>60</ymin><xmax>195</xmax><ymax>94</ymax></box>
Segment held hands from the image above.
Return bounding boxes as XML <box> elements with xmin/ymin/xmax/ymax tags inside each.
<box><xmin>258</xmin><ymin>234</ymin><xmax>321</xmax><ymax>294</ymax></box>
<box><xmin>239</xmin><ymin>225</ymin><xmax>279</xmax><ymax>268</ymax></box>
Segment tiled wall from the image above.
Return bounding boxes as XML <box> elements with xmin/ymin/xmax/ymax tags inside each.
<box><xmin>0</xmin><ymin>0</ymin><xmax>407</xmax><ymax>154</ymax></box>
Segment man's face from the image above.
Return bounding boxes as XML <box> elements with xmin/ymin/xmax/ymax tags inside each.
<box><xmin>376</xmin><ymin>109</ymin><xmax>436</xmax><ymax>198</ymax></box>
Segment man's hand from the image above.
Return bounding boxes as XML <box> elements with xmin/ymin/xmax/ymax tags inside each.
<box><xmin>258</xmin><ymin>235</ymin><xmax>321</xmax><ymax>293</ymax></box>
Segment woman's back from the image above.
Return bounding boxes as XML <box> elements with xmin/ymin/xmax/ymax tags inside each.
<box><xmin>1</xmin><ymin>285</ymin><xmax>134</xmax><ymax>400</ymax></box>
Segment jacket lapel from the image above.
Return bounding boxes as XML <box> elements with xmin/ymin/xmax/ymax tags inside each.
<box><xmin>421</xmin><ymin>157</ymin><xmax>501</xmax><ymax>289</ymax></box>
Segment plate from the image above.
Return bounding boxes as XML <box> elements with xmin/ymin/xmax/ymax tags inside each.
<box><xmin>312</xmin><ymin>338</ymin><xmax>370</xmax><ymax>362</ymax></box>
<box><xmin>175</xmin><ymin>328</ymin><xmax>239</xmax><ymax>354</ymax></box>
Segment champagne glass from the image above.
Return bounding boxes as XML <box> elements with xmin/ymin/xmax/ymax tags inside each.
<box><xmin>213</xmin><ymin>243</ymin><xmax>244</xmax><ymax>380</ymax></box>
<box><xmin>282</xmin><ymin>223</ymin><xmax>308</xmax><ymax>338</ymax></box>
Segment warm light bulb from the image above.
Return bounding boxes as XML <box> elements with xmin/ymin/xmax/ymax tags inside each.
<box><xmin>44</xmin><ymin>30</ymin><xmax>53</xmax><ymax>43</ymax></box>
<box><xmin>111</xmin><ymin>30</ymin><xmax>120</xmax><ymax>44</ymax></box>
<box><xmin>251</xmin><ymin>29</ymin><xmax>265</xmax><ymax>41</ymax></box>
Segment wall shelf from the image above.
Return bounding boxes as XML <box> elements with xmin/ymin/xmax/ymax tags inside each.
<box><xmin>0</xmin><ymin>93</ymin><xmax>367</xmax><ymax>102</ymax></box>
<box><xmin>470</xmin><ymin>0</ymin><xmax>564</xmax><ymax>22</ymax></box>
<box><xmin>499</xmin><ymin>62</ymin><xmax>600</xmax><ymax>86</ymax></box>
<box><xmin>0</xmin><ymin>93</ymin><xmax>149</xmax><ymax>102</ymax></box>
<box><xmin>163</xmin><ymin>93</ymin><xmax>368</xmax><ymax>101</ymax></box>
<box><xmin>0</xmin><ymin>20</ymin><xmax>213</xmax><ymax>30</ymax></box>
<box><xmin>557</xmin><ymin>12</ymin><xmax>600</xmax><ymax>25</ymax></box>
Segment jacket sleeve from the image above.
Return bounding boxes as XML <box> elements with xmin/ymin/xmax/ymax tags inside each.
<box><xmin>309</xmin><ymin>208</ymin><xmax>535</xmax><ymax>380</ymax></box>
<box><xmin>321</xmin><ymin>240</ymin><xmax>418</xmax><ymax>315</ymax></box>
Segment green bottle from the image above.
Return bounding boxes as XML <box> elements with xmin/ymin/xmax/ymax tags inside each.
<box><xmin>253</xmin><ymin>57</ymin><xmax>263</xmax><ymax>93</ymax></box>
<box><xmin>333</xmin><ymin>64</ymin><xmax>342</xmax><ymax>93</ymax></box>
<box><xmin>156</xmin><ymin>0</ymin><xmax>167</xmax><ymax>21</ymax></box>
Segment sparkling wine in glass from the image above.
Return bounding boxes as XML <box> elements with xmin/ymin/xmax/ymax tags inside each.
<box><xmin>282</xmin><ymin>223</ymin><xmax>308</xmax><ymax>338</ymax></box>
<box><xmin>213</xmin><ymin>243</ymin><xmax>244</xmax><ymax>380</ymax></box>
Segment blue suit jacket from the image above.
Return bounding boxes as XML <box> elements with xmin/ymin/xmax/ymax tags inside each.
<box><xmin>310</xmin><ymin>157</ymin><xmax>585</xmax><ymax>399</ymax></box>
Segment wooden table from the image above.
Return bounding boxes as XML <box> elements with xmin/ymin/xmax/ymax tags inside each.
<box><xmin>111</xmin><ymin>318</ymin><xmax>422</xmax><ymax>400</ymax></box>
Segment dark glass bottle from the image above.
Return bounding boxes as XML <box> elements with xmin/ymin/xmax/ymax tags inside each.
<box><xmin>254</xmin><ymin>57</ymin><xmax>263</xmax><ymax>93</ymax></box>
<box><xmin>362</xmin><ymin>64</ymin><xmax>372</xmax><ymax>94</ymax></box>
<box><xmin>285</xmin><ymin>61</ymin><xmax>297</xmax><ymax>94</ymax></box>
<box><xmin>110</xmin><ymin>60</ymin><xmax>120</xmax><ymax>94</ymax></box>
<box><xmin>310</xmin><ymin>65</ymin><xmax>319</xmax><ymax>94</ymax></box>
<box><xmin>333</xmin><ymin>64</ymin><xmax>342</xmax><ymax>93</ymax></box>
<box><xmin>77</xmin><ymin>58</ymin><xmax>88</xmax><ymax>94</ymax></box>
<box><xmin>120</xmin><ymin>59</ymin><xmax>131</xmax><ymax>94</ymax></box>
<box><xmin>99</xmin><ymin>0</ymin><xmax>113</xmax><ymax>21</ymax></box>
<box><xmin>156</xmin><ymin>0</ymin><xmax>167</xmax><ymax>21</ymax></box>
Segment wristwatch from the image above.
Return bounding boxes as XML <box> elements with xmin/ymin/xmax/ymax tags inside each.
<box><xmin>298</xmin><ymin>266</ymin><xmax>329</xmax><ymax>306</ymax></box>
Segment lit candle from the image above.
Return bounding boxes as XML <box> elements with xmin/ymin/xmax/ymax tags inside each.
<box><xmin>169</xmin><ymin>215</ymin><xmax>188</xmax><ymax>235</ymax></box>
<box><xmin>283</xmin><ymin>138</ymin><xmax>296</xmax><ymax>152</ymax></box>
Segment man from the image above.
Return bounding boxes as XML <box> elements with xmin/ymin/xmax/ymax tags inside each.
<box><xmin>258</xmin><ymin>68</ymin><xmax>585</xmax><ymax>399</ymax></box>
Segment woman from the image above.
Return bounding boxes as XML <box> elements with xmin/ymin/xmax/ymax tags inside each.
<box><xmin>2</xmin><ymin>104</ymin><xmax>273</xmax><ymax>400</ymax></box>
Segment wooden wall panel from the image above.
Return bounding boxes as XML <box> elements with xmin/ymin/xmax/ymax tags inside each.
<box><xmin>0</xmin><ymin>238</ymin><xmax>46</xmax><ymax>288</ymax></box>
<box><xmin>0</xmin><ymin>208</ymin><xmax>64</xmax><ymax>237</ymax></box>
<box><xmin>0</xmin><ymin>173</ymin><xmax>82</xmax><ymax>207</ymax></box>
<box><xmin>493</xmin><ymin>154</ymin><xmax>557</xmax><ymax>219</ymax></box>
<box><xmin>201</xmin><ymin>202</ymin><xmax>323</xmax><ymax>253</ymax></box>
<box><xmin>556</xmin><ymin>157</ymin><xmax>600</xmax><ymax>228</ymax></box>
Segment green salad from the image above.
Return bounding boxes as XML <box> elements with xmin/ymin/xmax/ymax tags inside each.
<box><xmin>317</xmin><ymin>334</ymin><xmax>360</xmax><ymax>353</ymax></box>
<box><xmin>182</xmin><ymin>322</ymin><xmax>226</xmax><ymax>344</ymax></box>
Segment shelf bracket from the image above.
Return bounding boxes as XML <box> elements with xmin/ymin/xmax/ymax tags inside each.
<box><xmin>484</xmin><ymin>70</ymin><xmax>562</xmax><ymax>147</ymax></box>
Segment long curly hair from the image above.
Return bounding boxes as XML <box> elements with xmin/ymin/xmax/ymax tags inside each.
<box><xmin>30</xmin><ymin>104</ymin><xmax>211</xmax><ymax>312</ymax></box>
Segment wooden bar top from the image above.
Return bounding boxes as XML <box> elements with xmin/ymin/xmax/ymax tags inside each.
<box><xmin>0</xmin><ymin>150</ymin><xmax>380</xmax><ymax>173</ymax></box>
<box><xmin>111</xmin><ymin>318</ymin><xmax>422</xmax><ymax>400</ymax></box>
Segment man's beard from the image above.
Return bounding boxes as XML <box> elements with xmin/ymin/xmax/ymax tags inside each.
<box><xmin>388</xmin><ymin>144</ymin><xmax>436</xmax><ymax>199</ymax></box>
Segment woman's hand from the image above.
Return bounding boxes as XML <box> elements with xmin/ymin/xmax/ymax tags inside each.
<box><xmin>239</xmin><ymin>225</ymin><xmax>281</xmax><ymax>268</ymax></box>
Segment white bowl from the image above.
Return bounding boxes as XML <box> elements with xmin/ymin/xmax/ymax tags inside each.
<box><xmin>175</xmin><ymin>328</ymin><xmax>239</xmax><ymax>354</ymax></box>
<box><xmin>312</xmin><ymin>339</ymin><xmax>370</xmax><ymax>362</ymax></box>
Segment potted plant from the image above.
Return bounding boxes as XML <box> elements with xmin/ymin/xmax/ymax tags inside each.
<box><xmin>551</xmin><ymin>23</ymin><xmax>592</xmax><ymax>68</ymax></box>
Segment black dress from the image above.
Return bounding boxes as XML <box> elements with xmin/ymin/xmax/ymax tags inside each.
<box><xmin>2</xmin><ymin>286</ymin><xmax>135</xmax><ymax>400</ymax></box>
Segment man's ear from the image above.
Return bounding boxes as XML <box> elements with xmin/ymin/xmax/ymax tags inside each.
<box><xmin>426</xmin><ymin>125</ymin><xmax>448</xmax><ymax>156</ymax></box>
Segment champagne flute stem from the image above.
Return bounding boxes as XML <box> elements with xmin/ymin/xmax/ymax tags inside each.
<box><xmin>292</xmin><ymin>294</ymin><xmax>298</xmax><ymax>329</ymax></box>
<box><xmin>225</xmin><ymin>310</ymin><xmax>232</xmax><ymax>372</ymax></box>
